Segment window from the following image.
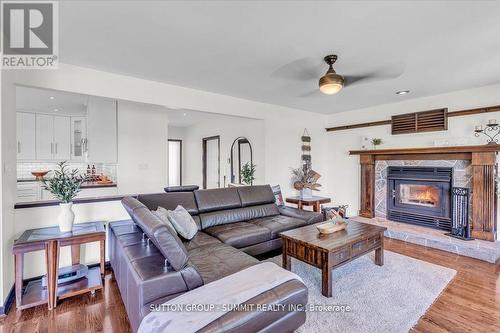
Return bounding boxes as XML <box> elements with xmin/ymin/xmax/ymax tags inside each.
<box><xmin>168</xmin><ymin>140</ymin><xmax>182</xmax><ymax>186</ymax></box>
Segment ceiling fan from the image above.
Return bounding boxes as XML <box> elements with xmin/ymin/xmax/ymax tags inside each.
<box><xmin>272</xmin><ymin>54</ymin><xmax>404</xmax><ymax>97</ymax></box>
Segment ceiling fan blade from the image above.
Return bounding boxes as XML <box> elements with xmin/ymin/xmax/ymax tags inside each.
<box><xmin>299</xmin><ymin>89</ymin><xmax>321</xmax><ymax>98</ymax></box>
<box><xmin>271</xmin><ymin>57</ymin><xmax>322</xmax><ymax>81</ymax></box>
<box><xmin>344</xmin><ymin>63</ymin><xmax>405</xmax><ymax>87</ymax></box>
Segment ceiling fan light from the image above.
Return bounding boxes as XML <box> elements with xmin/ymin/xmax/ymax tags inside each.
<box><xmin>319</xmin><ymin>73</ymin><xmax>344</xmax><ymax>95</ymax></box>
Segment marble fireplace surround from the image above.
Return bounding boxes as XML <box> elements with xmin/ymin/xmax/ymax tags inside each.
<box><xmin>350</xmin><ymin>145</ymin><xmax>499</xmax><ymax>242</ymax></box>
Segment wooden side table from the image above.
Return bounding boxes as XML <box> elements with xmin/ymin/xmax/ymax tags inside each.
<box><xmin>13</xmin><ymin>222</ymin><xmax>106</xmax><ymax>310</ymax></box>
<box><xmin>285</xmin><ymin>196</ymin><xmax>331</xmax><ymax>212</ymax></box>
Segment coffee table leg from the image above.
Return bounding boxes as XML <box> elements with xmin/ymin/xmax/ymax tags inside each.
<box><xmin>282</xmin><ymin>240</ymin><xmax>291</xmax><ymax>270</ymax></box>
<box><xmin>375</xmin><ymin>233</ymin><xmax>384</xmax><ymax>266</ymax></box>
<box><xmin>321</xmin><ymin>261</ymin><xmax>332</xmax><ymax>297</ymax></box>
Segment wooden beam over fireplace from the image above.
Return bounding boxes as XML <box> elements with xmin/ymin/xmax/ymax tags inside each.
<box><xmin>349</xmin><ymin>145</ymin><xmax>500</xmax><ymax>242</ymax></box>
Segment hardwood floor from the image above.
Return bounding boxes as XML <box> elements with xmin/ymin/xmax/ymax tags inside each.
<box><xmin>0</xmin><ymin>238</ymin><xmax>498</xmax><ymax>332</ymax></box>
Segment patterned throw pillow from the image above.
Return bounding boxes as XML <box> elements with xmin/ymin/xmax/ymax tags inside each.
<box><xmin>151</xmin><ymin>206</ymin><xmax>178</xmax><ymax>236</ymax></box>
<box><xmin>271</xmin><ymin>185</ymin><xmax>285</xmax><ymax>206</ymax></box>
<box><xmin>167</xmin><ymin>205</ymin><xmax>198</xmax><ymax>240</ymax></box>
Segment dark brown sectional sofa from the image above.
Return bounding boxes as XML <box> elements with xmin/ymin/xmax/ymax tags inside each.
<box><xmin>109</xmin><ymin>185</ymin><xmax>323</xmax><ymax>332</ymax></box>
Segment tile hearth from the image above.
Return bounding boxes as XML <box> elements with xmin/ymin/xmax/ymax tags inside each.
<box><xmin>354</xmin><ymin>216</ymin><xmax>500</xmax><ymax>263</ymax></box>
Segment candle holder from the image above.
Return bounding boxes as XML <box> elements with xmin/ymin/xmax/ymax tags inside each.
<box><xmin>475</xmin><ymin>121</ymin><xmax>500</xmax><ymax>145</ymax></box>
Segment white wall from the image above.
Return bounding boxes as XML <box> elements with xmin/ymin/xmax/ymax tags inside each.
<box><xmin>117</xmin><ymin>100</ymin><xmax>169</xmax><ymax>194</ymax></box>
<box><xmin>181</xmin><ymin>117</ymin><xmax>266</xmax><ymax>188</ymax></box>
<box><xmin>0</xmin><ymin>64</ymin><xmax>328</xmax><ymax>301</ymax></box>
<box><xmin>325</xmin><ymin>83</ymin><xmax>500</xmax><ymax>217</ymax></box>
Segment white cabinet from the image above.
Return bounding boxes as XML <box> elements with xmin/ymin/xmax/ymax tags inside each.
<box><xmin>35</xmin><ymin>114</ymin><xmax>71</xmax><ymax>161</ymax></box>
<box><xmin>87</xmin><ymin>97</ymin><xmax>117</xmax><ymax>163</ymax></box>
<box><xmin>36</xmin><ymin>114</ymin><xmax>55</xmax><ymax>160</ymax></box>
<box><xmin>53</xmin><ymin>116</ymin><xmax>71</xmax><ymax>160</ymax></box>
<box><xmin>70</xmin><ymin>116</ymin><xmax>87</xmax><ymax>161</ymax></box>
<box><xmin>16</xmin><ymin>112</ymin><xmax>36</xmax><ymax>160</ymax></box>
<box><xmin>16</xmin><ymin>182</ymin><xmax>40</xmax><ymax>202</ymax></box>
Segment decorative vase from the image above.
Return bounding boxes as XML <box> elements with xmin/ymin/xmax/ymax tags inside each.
<box><xmin>300</xmin><ymin>188</ymin><xmax>313</xmax><ymax>199</ymax></box>
<box><xmin>58</xmin><ymin>202</ymin><xmax>75</xmax><ymax>232</ymax></box>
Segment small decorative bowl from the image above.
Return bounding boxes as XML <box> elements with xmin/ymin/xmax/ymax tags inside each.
<box><xmin>31</xmin><ymin>170</ymin><xmax>49</xmax><ymax>181</ymax></box>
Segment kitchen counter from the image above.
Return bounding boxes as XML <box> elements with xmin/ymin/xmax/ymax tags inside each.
<box><xmin>17</xmin><ymin>178</ymin><xmax>117</xmax><ymax>188</ymax></box>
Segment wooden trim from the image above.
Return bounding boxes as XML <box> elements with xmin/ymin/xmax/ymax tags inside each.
<box><xmin>325</xmin><ymin>104</ymin><xmax>500</xmax><ymax>132</ymax></box>
<box><xmin>202</xmin><ymin>135</ymin><xmax>221</xmax><ymax>189</ymax></box>
<box><xmin>350</xmin><ymin>144</ymin><xmax>500</xmax><ymax>156</ymax></box>
<box><xmin>374</xmin><ymin>153</ymin><xmax>472</xmax><ymax>161</ymax></box>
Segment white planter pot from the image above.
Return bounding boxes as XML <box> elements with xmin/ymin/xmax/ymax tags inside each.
<box><xmin>58</xmin><ymin>202</ymin><xmax>75</xmax><ymax>232</ymax></box>
<box><xmin>300</xmin><ymin>188</ymin><xmax>313</xmax><ymax>199</ymax></box>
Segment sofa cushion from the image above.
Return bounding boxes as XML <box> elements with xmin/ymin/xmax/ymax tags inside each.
<box><xmin>124</xmin><ymin>242</ymin><xmax>161</xmax><ymax>261</ymax></box>
<box><xmin>151</xmin><ymin>206</ymin><xmax>177</xmax><ymax>235</ymax></box>
<box><xmin>137</xmin><ymin>192</ymin><xmax>199</xmax><ymax>215</ymax></box>
<box><xmin>194</xmin><ymin>188</ymin><xmax>242</xmax><ymax>213</ymax></box>
<box><xmin>188</xmin><ymin>243</ymin><xmax>259</xmax><ymax>283</ymax></box>
<box><xmin>237</xmin><ymin>185</ymin><xmax>276</xmax><ymax>207</ymax></box>
<box><xmin>199</xmin><ymin>203</ymin><xmax>280</xmax><ymax>229</ymax></box>
<box><xmin>251</xmin><ymin>215</ymin><xmax>307</xmax><ymax>237</ymax></box>
<box><xmin>167</xmin><ymin>205</ymin><xmax>198</xmax><ymax>240</ymax></box>
<box><xmin>204</xmin><ymin>222</ymin><xmax>272</xmax><ymax>248</ymax></box>
<box><xmin>278</xmin><ymin>206</ymin><xmax>324</xmax><ymax>224</ymax></box>
<box><xmin>122</xmin><ymin>197</ymin><xmax>189</xmax><ymax>271</ymax></box>
<box><xmin>183</xmin><ymin>232</ymin><xmax>221</xmax><ymax>251</ymax></box>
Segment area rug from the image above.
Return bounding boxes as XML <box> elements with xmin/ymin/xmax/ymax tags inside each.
<box><xmin>266</xmin><ymin>251</ymin><xmax>456</xmax><ymax>333</ymax></box>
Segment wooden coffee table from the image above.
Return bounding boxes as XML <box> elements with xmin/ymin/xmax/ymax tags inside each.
<box><xmin>280</xmin><ymin>220</ymin><xmax>386</xmax><ymax>297</ymax></box>
<box><xmin>285</xmin><ymin>196</ymin><xmax>331</xmax><ymax>212</ymax></box>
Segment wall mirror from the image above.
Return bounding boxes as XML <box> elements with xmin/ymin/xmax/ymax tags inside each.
<box><xmin>230</xmin><ymin>137</ymin><xmax>253</xmax><ymax>184</ymax></box>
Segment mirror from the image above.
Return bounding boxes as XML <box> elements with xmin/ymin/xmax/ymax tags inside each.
<box><xmin>230</xmin><ymin>137</ymin><xmax>253</xmax><ymax>184</ymax></box>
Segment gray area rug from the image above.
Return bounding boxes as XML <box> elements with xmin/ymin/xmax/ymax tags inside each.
<box><xmin>267</xmin><ymin>251</ymin><xmax>456</xmax><ymax>333</ymax></box>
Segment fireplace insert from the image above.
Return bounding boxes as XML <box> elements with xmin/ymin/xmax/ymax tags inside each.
<box><xmin>387</xmin><ymin>166</ymin><xmax>452</xmax><ymax>231</ymax></box>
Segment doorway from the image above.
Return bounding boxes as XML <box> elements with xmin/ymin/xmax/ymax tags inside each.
<box><xmin>168</xmin><ymin>139</ymin><xmax>182</xmax><ymax>186</ymax></box>
<box><xmin>202</xmin><ymin>136</ymin><xmax>220</xmax><ymax>189</ymax></box>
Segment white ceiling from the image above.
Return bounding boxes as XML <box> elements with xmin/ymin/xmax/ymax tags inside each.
<box><xmin>16</xmin><ymin>86</ymin><xmax>87</xmax><ymax>116</ymax></box>
<box><xmin>59</xmin><ymin>1</ymin><xmax>500</xmax><ymax>114</ymax></box>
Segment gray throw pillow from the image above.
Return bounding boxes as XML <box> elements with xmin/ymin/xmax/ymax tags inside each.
<box><xmin>152</xmin><ymin>206</ymin><xmax>177</xmax><ymax>236</ymax></box>
<box><xmin>167</xmin><ymin>205</ymin><xmax>198</xmax><ymax>240</ymax></box>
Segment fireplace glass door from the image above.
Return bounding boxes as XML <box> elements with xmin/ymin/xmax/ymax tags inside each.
<box><xmin>391</xmin><ymin>179</ymin><xmax>450</xmax><ymax>218</ymax></box>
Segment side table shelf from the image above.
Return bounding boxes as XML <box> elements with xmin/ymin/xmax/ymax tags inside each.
<box><xmin>13</xmin><ymin>222</ymin><xmax>106</xmax><ymax>310</ymax></box>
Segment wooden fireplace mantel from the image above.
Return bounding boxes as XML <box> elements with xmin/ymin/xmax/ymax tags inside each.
<box><xmin>349</xmin><ymin>144</ymin><xmax>499</xmax><ymax>241</ymax></box>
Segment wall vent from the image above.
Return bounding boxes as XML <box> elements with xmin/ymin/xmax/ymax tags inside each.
<box><xmin>391</xmin><ymin>108</ymin><xmax>448</xmax><ymax>135</ymax></box>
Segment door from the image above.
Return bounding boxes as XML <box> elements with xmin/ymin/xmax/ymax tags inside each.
<box><xmin>36</xmin><ymin>114</ymin><xmax>54</xmax><ymax>160</ymax></box>
<box><xmin>16</xmin><ymin>112</ymin><xmax>36</xmax><ymax>160</ymax></box>
<box><xmin>168</xmin><ymin>140</ymin><xmax>182</xmax><ymax>186</ymax></box>
<box><xmin>71</xmin><ymin>116</ymin><xmax>87</xmax><ymax>161</ymax></box>
<box><xmin>202</xmin><ymin>136</ymin><xmax>220</xmax><ymax>189</ymax></box>
<box><xmin>53</xmin><ymin>116</ymin><xmax>71</xmax><ymax>160</ymax></box>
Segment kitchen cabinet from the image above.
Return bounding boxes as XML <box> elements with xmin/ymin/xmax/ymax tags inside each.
<box><xmin>53</xmin><ymin>116</ymin><xmax>71</xmax><ymax>160</ymax></box>
<box><xmin>36</xmin><ymin>114</ymin><xmax>55</xmax><ymax>160</ymax></box>
<box><xmin>16</xmin><ymin>182</ymin><xmax>40</xmax><ymax>202</ymax></box>
<box><xmin>35</xmin><ymin>114</ymin><xmax>71</xmax><ymax>161</ymax></box>
<box><xmin>70</xmin><ymin>116</ymin><xmax>87</xmax><ymax>161</ymax></box>
<box><xmin>87</xmin><ymin>97</ymin><xmax>117</xmax><ymax>163</ymax></box>
<box><xmin>16</xmin><ymin>112</ymin><xmax>36</xmax><ymax>160</ymax></box>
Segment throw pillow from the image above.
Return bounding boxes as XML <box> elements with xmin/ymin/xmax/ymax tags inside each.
<box><xmin>271</xmin><ymin>185</ymin><xmax>285</xmax><ymax>206</ymax></box>
<box><xmin>167</xmin><ymin>205</ymin><xmax>198</xmax><ymax>240</ymax></box>
<box><xmin>151</xmin><ymin>206</ymin><xmax>177</xmax><ymax>236</ymax></box>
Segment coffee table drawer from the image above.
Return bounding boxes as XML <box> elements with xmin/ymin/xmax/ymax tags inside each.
<box><xmin>331</xmin><ymin>247</ymin><xmax>350</xmax><ymax>265</ymax></box>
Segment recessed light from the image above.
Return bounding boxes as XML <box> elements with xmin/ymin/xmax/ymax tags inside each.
<box><xmin>53</xmin><ymin>108</ymin><xmax>59</xmax><ymax>111</ymax></box>
<box><xmin>396</xmin><ymin>90</ymin><xmax>410</xmax><ymax>95</ymax></box>
<box><xmin>183</xmin><ymin>113</ymin><xmax>187</xmax><ymax>116</ymax></box>
<box><xmin>49</xmin><ymin>96</ymin><xmax>55</xmax><ymax>100</ymax></box>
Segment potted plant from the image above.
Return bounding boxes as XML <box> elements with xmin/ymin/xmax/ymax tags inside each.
<box><xmin>371</xmin><ymin>138</ymin><xmax>383</xmax><ymax>149</ymax></box>
<box><xmin>40</xmin><ymin>161</ymin><xmax>85</xmax><ymax>232</ymax></box>
<box><xmin>240</xmin><ymin>162</ymin><xmax>256</xmax><ymax>185</ymax></box>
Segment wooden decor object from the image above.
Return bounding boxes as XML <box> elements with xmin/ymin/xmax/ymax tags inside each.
<box><xmin>326</xmin><ymin>104</ymin><xmax>500</xmax><ymax>132</ymax></box>
<box><xmin>391</xmin><ymin>108</ymin><xmax>447</xmax><ymax>135</ymax></box>
<box><xmin>350</xmin><ymin>145</ymin><xmax>499</xmax><ymax>241</ymax></box>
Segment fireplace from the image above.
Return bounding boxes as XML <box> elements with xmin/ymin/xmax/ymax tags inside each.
<box><xmin>387</xmin><ymin>167</ymin><xmax>452</xmax><ymax>231</ymax></box>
